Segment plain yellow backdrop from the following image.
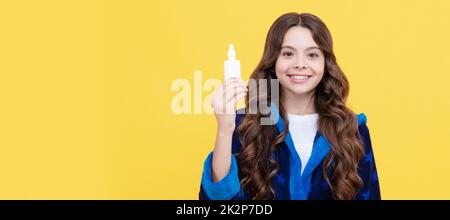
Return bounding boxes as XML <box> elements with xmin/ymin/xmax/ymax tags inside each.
<box><xmin>1</xmin><ymin>0</ymin><xmax>449</xmax><ymax>199</ymax></box>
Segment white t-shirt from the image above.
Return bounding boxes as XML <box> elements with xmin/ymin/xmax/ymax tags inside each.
<box><xmin>287</xmin><ymin>113</ymin><xmax>319</xmax><ymax>175</ymax></box>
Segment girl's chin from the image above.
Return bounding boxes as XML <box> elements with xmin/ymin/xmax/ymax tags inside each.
<box><xmin>282</xmin><ymin>84</ymin><xmax>315</xmax><ymax>96</ymax></box>
<box><xmin>291</xmin><ymin>89</ymin><xmax>313</xmax><ymax>96</ymax></box>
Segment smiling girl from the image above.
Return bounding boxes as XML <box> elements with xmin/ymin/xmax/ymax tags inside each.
<box><xmin>199</xmin><ymin>12</ymin><xmax>380</xmax><ymax>200</ymax></box>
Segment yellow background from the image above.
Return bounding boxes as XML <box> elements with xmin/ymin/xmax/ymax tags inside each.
<box><xmin>1</xmin><ymin>0</ymin><xmax>449</xmax><ymax>199</ymax></box>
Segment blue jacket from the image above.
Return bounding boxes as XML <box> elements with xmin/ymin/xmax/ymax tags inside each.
<box><xmin>199</xmin><ymin>106</ymin><xmax>381</xmax><ymax>200</ymax></box>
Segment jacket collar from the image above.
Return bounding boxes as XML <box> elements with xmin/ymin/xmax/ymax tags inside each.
<box><xmin>270</xmin><ymin>103</ymin><xmax>331</xmax><ymax>199</ymax></box>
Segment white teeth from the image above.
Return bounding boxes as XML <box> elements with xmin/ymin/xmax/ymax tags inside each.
<box><xmin>290</xmin><ymin>75</ymin><xmax>309</xmax><ymax>80</ymax></box>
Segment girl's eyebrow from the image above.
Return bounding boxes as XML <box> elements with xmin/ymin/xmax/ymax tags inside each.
<box><xmin>281</xmin><ymin>45</ymin><xmax>320</xmax><ymax>51</ymax></box>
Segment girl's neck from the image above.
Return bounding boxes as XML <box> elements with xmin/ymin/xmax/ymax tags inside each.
<box><xmin>281</xmin><ymin>90</ymin><xmax>317</xmax><ymax>115</ymax></box>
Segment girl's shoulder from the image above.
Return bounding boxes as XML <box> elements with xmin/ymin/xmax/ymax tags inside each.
<box><xmin>235</xmin><ymin>108</ymin><xmax>246</xmax><ymax>127</ymax></box>
<box><xmin>356</xmin><ymin>112</ymin><xmax>374</xmax><ymax>154</ymax></box>
<box><xmin>357</xmin><ymin>113</ymin><xmax>367</xmax><ymax>126</ymax></box>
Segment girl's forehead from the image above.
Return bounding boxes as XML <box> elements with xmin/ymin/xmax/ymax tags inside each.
<box><xmin>282</xmin><ymin>26</ymin><xmax>319</xmax><ymax>50</ymax></box>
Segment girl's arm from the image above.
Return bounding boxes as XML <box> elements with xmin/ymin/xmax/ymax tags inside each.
<box><xmin>210</xmin><ymin>77</ymin><xmax>247</xmax><ymax>183</ymax></box>
<box><xmin>199</xmin><ymin>77</ymin><xmax>247</xmax><ymax>200</ymax></box>
<box><xmin>355</xmin><ymin>114</ymin><xmax>381</xmax><ymax>200</ymax></box>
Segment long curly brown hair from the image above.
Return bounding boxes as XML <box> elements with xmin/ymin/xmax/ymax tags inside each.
<box><xmin>236</xmin><ymin>12</ymin><xmax>365</xmax><ymax>200</ymax></box>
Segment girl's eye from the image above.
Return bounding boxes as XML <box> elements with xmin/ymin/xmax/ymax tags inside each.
<box><xmin>308</xmin><ymin>53</ymin><xmax>319</xmax><ymax>58</ymax></box>
<box><xmin>282</xmin><ymin>51</ymin><xmax>293</xmax><ymax>57</ymax></box>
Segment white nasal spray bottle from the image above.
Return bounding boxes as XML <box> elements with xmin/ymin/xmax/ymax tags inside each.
<box><xmin>224</xmin><ymin>44</ymin><xmax>241</xmax><ymax>80</ymax></box>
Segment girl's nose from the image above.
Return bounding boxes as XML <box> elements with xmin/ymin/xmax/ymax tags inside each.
<box><xmin>294</xmin><ymin>64</ymin><xmax>307</xmax><ymax>69</ymax></box>
<box><xmin>294</xmin><ymin>57</ymin><xmax>307</xmax><ymax>69</ymax></box>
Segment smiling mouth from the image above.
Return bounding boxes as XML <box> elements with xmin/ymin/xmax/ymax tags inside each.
<box><xmin>287</xmin><ymin>74</ymin><xmax>312</xmax><ymax>83</ymax></box>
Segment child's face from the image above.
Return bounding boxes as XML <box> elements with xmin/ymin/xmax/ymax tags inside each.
<box><xmin>275</xmin><ymin>26</ymin><xmax>325</xmax><ymax>97</ymax></box>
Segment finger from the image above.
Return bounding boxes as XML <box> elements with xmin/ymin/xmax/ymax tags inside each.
<box><xmin>213</xmin><ymin>80</ymin><xmax>241</xmax><ymax>114</ymax></box>
<box><xmin>212</xmin><ymin>81</ymin><xmax>234</xmax><ymax>105</ymax></box>
<box><xmin>223</xmin><ymin>77</ymin><xmax>242</xmax><ymax>88</ymax></box>
<box><xmin>233</xmin><ymin>90</ymin><xmax>248</xmax><ymax>105</ymax></box>
<box><xmin>225</xmin><ymin>91</ymin><xmax>247</xmax><ymax>112</ymax></box>
<box><xmin>223</xmin><ymin>80</ymin><xmax>244</xmax><ymax>91</ymax></box>
<box><xmin>226</xmin><ymin>89</ymin><xmax>248</xmax><ymax>106</ymax></box>
<box><xmin>214</xmin><ymin>78</ymin><xmax>238</xmax><ymax>95</ymax></box>
<box><xmin>217</xmin><ymin>80</ymin><xmax>240</xmax><ymax>99</ymax></box>
<box><xmin>223</xmin><ymin>85</ymin><xmax>248</xmax><ymax>103</ymax></box>
<box><xmin>222</xmin><ymin>82</ymin><xmax>245</xmax><ymax>102</ymax></box>
<box><xmin>225</xmin><ymin>85</ymin><xmax>247</xmax><ymax>100</ymax></box>
<box><xmin>218</xmin><ymin>86</ymin><xmax>246</xmax><ymax>115</ymax></box>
